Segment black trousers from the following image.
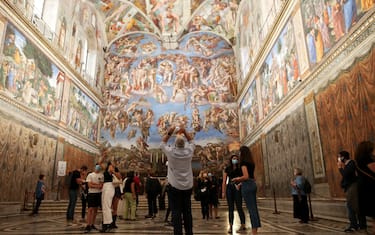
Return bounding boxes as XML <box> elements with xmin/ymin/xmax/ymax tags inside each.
<box><xmin>293</xmin><ymin>194</ymin><xmax>309</xmax><ymax>222</ymax></box>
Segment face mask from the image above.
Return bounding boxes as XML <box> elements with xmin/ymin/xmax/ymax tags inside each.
<box><xmin>232</xmin><ymin>159</ymin><xmax>238</xmax><ymax>165</ymax></box>
<box><xmin>95</xmin><ymin>165</ymin><xmax>101</xmax><ymax>171</ymax></box>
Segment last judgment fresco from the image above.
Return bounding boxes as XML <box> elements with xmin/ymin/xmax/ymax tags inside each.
<box><xmin>101</xmin><ymin>31</ymin><xmax>239</xmax><ymax>172</ymax></box>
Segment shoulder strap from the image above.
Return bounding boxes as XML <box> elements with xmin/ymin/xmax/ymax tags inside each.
<box><xmin>354</xmin><ymin>160</ymin><xmax>375</xmax><ymax>181</ymax></box>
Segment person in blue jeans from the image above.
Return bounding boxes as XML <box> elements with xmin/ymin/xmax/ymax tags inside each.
<box><xmin>66</xmin><ymin>165</ymin><xmax>87</xmax><ymax>222</ymax></box>
<box><xmin>232</xmin><ymin>146</ymin><xmax>261</xmax><ymax>235</ymax></box>
<box><xmin>222</xmin><ymin>154</ymin><xmax>246</xmax><ymax>233</ymax></box>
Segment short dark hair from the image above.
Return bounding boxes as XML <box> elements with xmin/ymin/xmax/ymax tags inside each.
<box><xmin>339</xmin><ymin>150</ymin><xmax>350</xmax><ymax>159</ymax></box>
<box><xmin>39</xmin><ymin>174</ymin><xmax>45</xmax><ymax>180</ymax></box>
<box><xmin>81</xmin><ymin>165</ymin><xmax>88</xmax><ymax>171</ymax></box>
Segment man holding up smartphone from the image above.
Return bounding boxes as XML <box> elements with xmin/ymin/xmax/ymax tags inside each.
<box><xmin>337</xmin><ymin>150</ymin><xmax>367</xmax><ymax>232</ymax></box>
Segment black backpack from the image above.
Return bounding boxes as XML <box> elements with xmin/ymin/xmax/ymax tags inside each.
<box><xmin>303</xmin><ymin>177</ymin><xmax>312</xmax><ymax>194</ymax></box>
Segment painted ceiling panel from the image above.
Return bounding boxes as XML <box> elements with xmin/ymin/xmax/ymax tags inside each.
<box><xmin>89</xmin><ymin>0</ymin><xmax>240</xmax><ymax>44</ymax></box>
<box><xmin>103</xmin><ymin>3</ymin><xmax>157</xmax><ymax>42</ymax></box>
<box><xmin>179</xmin><ymin>31</ymin><xmax>232</xmax><ymax>57</ymax></box>
<box><xmin>187</xmin><ymin>0</ymin><xmax>239</xmax><ymax>42</ymax></box>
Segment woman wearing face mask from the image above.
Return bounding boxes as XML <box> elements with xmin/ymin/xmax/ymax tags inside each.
<box><xmin>222</xmin><ymin>154</ymin><xmax>246</xmax><ymax>233</ymax></box>
<box><xmin>197</xmin><ymin>171</ymin><xmax>210</xmax><ymax>220</ymax></box>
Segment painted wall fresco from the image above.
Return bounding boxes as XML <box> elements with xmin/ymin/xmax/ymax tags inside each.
<box><xmin>101</xmin><ymin>31</ymin><xmax>239</xmax><ymax>172</ymax></box>
<box><xmin>237</xmin><ymin>0</ymin><xmax>284</xmax><ymax>84</ymax></box>
<box><xmin>264</xmin><ymin>105</ymin><xmax>313</xmax><ymax>197</ymax></box>
<box><xmin>300</xmin><ymin>0</ymin><xmax>374</xmax><ymax>65</ymax></box>
<box><xmin>259</xmin><ymin>19</ymin><xmax>300</xmax><ymax>118</ymax></box>
<box><xmin>67</xmin><ymin>85</ymin><xmax>100</xmax><ymax>142</ymax></box>
<box><xmin>315</xmin><ymin>48</ymin><xmax>375</xmax><ymax>198</ymax></box>
<box><xmin>9</xmin><ymin>0</ymin><xmax>107</xmax><ymax>90</ymax></box>
<box><xmin>240</xmin><ymin>79</ymin><xmax>258</xmax><ymax>138</ymax></box>
<box><xmin>0</xmin><ymin>112</ymin><xmax>57</xmax><ymax>202</ymax></box>
<box><xmin>0</xmin><ymin>23</ymin><xmax>64</xmax><ymax>121</ymax></box>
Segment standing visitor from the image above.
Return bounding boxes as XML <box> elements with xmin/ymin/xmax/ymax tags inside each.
<box><xmin>100</xmin><ymin>160</ymin><xmax>115</xmax><ymax>232</ymax></box>
<box><xmin>232</xmin><ymin>146</ymin><xmax>261</xmax><ymax>235</ymax></box>
<box><xmin>84</xmin><ymin>163</ymin><xmax>103</xmax><ymax>233</ymax></box>
<box><xmin>222</xmin><ymin>154</ymin><xmax>246</xmax><ymax>233</ymax></box>
<box><xmin>80</xmin><ymin>178</ymin><xmax>88</xmax><ymax>223</ymax></box>
<box><xmin>355</xmin><ymin>141</ymin><xmax>375</xmax><ymax>234</ymax></box>
<box><xmin>123</xmin><ymin>171</ymin><xmax>137</xmax><ymax>221</ymax></box>
<box><xmin>290</xmin><ymin>167</ymin><xmax>309</xmax><ymax>224</ymax></box>
<box><xmin>337</xmin><ymin>150</ymin><xmax>367</xmax><ymax>232</ymax></box>
<box><xmin>111</xmin><ymin>167</ymin><xmax>122</xmax><ymax>228</ymax></box>
<box><xmin>197</xmin><ymin>171</ymin><xmax>210</xmax><ymax>220</ymax></box>
<box><xmin>134</xmin><ymin>172</ymin><xmax>141</xmax><ymax>209</ymax></box>
<box><xmin>160</xmin><ymin>125</ymin><xmax>195</xmax><ymax>235</ymax></box>
<box><xmin>31</xmin><ymin>174</ymin><xmax>46</xmax><ymax>216</ymax></box>
<box><xmin>145</xmin><ymin>171</ymin><xmax>161</xmax><ymax>218</ymax></box>
<box><xmin>208</xmin><ymin>172</ymin><xmax>220</xmax><ymax>219</ymax></box>
<box><xmin>66</xmin><ymin>166</ymin><xmax>88</xmax><ymax>223</ymax></box>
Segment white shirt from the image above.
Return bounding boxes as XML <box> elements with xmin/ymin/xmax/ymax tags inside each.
<box><xmin>86</xmin><ymin>172</ymin><xmax>104</xmax><ymax>193</ymax></box>
<box><xmin>160</xmin><ymin>141</ymin><xmax>195</xmax><ymax>190</ymax></box>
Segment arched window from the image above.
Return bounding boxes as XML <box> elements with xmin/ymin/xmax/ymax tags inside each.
<box><xmin>32</xmin><ymin>0</ymin><xmax>44</xmax><ymax>19</ymax></box>
<box><xmin>32</xmin><ymin>0</ymin><xmax>58</xmax><ymax>40</ymax></box>
<box><xmin>75</xmin><ymin>40</ymin><xmax>82</xmax><ymax>70</ymax></box>
<box><xmin>58</xmin><ymin>18</ymin><xmax>66</xmax><ymax>49</ymax></box>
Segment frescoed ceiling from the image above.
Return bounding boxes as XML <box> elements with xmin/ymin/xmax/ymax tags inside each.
<box><xmin>89</xmin><ymin>0</ymin><xmax>240</xmax><ymax>44</ymax></box>
<box><xmin>91</xmin><ymin>0</ymin><xmax>241</xmax><ymax>171</ymax></box>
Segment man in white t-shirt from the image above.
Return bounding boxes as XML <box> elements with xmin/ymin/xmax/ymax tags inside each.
<box><xmin>84</xmin><ymin>164</ymin><xmax>104</xmax><ymax>233</ymax></box>
<box><xmin>160</xmin><ymin>125</ymin><xmax>195</xmax><ymax>235</ymax></box>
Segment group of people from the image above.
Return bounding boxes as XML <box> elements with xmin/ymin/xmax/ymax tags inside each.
<box><xmin>32</xmin><ymin>125</ymin><xmax>375</xmax><ymax>235</ymax></box>
<box><xmin>196</xmin><ymin>171</ymin><xmax>220</xmax><ymax>220</ymax></box>
<box><xmin>288</xmin><ymin>140</ymin><xmax>375</xmax><ymax>234</ymax></box>
<box><xmin>336</xmin><ymin>141</ymin><xmax>375</xmax><ymax>233</ymax></box>
<box><xmin>220</xmin><ymin>147</ymin><xmax>261</xmax><ymax>234</ymax></box>
<box><xmin>65</xmin><ymin>159</ymin><xmax>144</xmax><ymax>233</ymax></box>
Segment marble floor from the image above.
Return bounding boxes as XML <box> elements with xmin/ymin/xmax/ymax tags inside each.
<box><xmin>0</xmin><ymin>205</ymin><xmax>370</xmax><ymax>235</ymax></box>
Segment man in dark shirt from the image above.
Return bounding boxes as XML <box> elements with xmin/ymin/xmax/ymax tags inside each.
<box><xmin>145</xmin><ymin>172</ymin><xmax>161</xmax><ymax>218</ymax></box>
<box><xmin>66</xmin><ymin>165</ymin><xmax>88</xmax><ymax>222</ymax></box>
<box><xmin>337</xmin><ymin>151</ymin><xmax>367</xmax><ymax>232</ymax></box>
